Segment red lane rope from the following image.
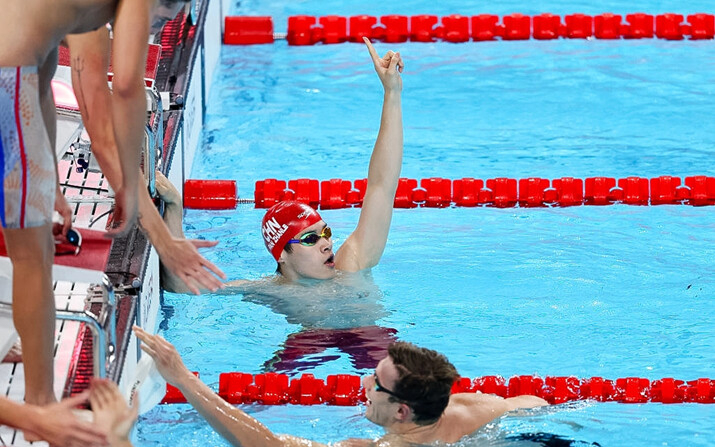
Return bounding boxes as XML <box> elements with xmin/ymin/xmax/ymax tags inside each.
<box><xmin>182</xmin><ymin>176</ymin><xmax>715</xmax><ymax>209</ymax></box>
<box><xmin>161</xmin><ymin>372</ymin><xmax>715</xmax><ymax>405</ymax></box>
<box><xmin>221</xmin><ymin>176</ymin><xmax>715</xmax><ymax>210</ymax></box>
<box><xmin>223</xmin><ymin>13</ymin><xmax>715</xmax><ymax>45</ymax></box>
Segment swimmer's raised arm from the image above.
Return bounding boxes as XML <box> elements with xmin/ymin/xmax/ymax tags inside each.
<box><xmin>336</xmin><ymin>38</ymin><xmax>404</xmax><ymax>272</ymax></box>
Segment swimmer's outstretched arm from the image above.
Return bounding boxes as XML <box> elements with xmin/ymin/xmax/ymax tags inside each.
<box><xmin>66</xmin><ymin>33</ymin><xmax>226</xmax><ymax>294</ymax></box>
<box><xmin>336</xmin><ymin>38</ymin><xmax>404</xmax><ymax>272</ymax></box>
<box><xmin>133</xmin><ymin>326</ymin><xmax>342</xmax><ymax>447</ymax></box>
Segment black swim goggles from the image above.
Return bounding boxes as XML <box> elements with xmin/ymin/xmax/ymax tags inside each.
<box><xmin>287</xmin><ymin>226</ymin><xmax>332</xmax><ymax>246</ymax></box>
<box><xmin>374</xmin><ymin>373</ymin><xmax>410</xmax><ymax>402</ymax></box>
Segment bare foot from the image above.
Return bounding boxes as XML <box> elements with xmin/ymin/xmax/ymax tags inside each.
<box><xmin>2</xmin><ymin>340</ymin><xmax>22</xmax><ymax>363</ymax></box>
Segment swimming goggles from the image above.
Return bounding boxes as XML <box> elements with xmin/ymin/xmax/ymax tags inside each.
<box><xmin>55</xmin><ymin>228</ymin><xmax>82</xmax><ymax>256</ymax></box>
<box><xmin>287</xmin><ymin>226</ymin><xmax>332</xmax><ymax>246</ymax></box>
<box><xmin>374</xmin><ymin>373</ymin><xmax>410</xmax><ymax>402</ymax></box>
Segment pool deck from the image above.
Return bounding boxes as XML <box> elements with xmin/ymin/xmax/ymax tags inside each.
<box><xmin>0</xmin><ymin>0</ymin><xmax>224</xmax><ymax>443</ymax></box>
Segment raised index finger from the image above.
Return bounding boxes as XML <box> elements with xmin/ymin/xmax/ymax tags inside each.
<box><xmin>362</xmin><ymin>37</ymin><xmax>380</xmax><ymax>66</ymax></box>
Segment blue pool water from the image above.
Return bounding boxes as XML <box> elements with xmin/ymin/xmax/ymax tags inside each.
<box><xmin>137</xmin><ymin>0</ymin><xmax>715</xmax><ymax>445</ymax></box>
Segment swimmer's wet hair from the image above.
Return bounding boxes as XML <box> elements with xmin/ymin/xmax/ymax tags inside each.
<box><xmin>387</xmin><ymin>342</ymin><xmax>459</xmax><ymax>425</ymax></box>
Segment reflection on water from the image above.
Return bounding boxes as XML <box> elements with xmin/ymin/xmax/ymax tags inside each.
<box><xmin>264</xmin><ymin>325</ymin><xmax>397</xmax><ymax>373</ymax></box>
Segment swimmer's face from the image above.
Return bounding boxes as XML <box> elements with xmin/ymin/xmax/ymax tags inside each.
<box><xmin>363</xmin><ymin>356</ymin><xmax>407</xmax><ymax>427</ymax></box>
<box><xmin>150</xmin><ymin>0</ymin><xmax>186</xmax><ymax>33</ymax></box>
<box><xmin>278</xmin><ymin>221</ymin><xmax>336</xmax><ymax>281</ymax></box>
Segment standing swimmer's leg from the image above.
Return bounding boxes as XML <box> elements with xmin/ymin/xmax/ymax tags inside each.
<box><xmin>4</xmin><ymin>225</ymin><xmax>56</xmax><ymax>405</ymax></box>
<box><xmin>0</xmin><ymin>61</ymin><xmax>62</xmax><ymax>406</ymax></box>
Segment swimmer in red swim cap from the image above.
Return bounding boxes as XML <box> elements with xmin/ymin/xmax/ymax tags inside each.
<box><xmin>162</xmin><ymin>37</ymin><xmax>403</xmax><ymax>288</ymax></box>
<box><xmin>260</xmin><ymin>201</ymin><xmax>335</xmax><ymax>280</ymax></box>
<box><xmin>256</xmin><ymin>38</ymin><xmax>404</xmax><ymax>283</ymax></box>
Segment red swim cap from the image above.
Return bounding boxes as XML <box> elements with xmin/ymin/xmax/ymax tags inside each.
<box><xmin>262</xmin><ymin>201</ymin><xmax>322</xmax><ymax>261</ymax></box>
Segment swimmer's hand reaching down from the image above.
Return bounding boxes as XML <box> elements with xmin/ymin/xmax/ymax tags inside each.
<box><xmin>54</xmin><ymin>185</ymin><xmax>73</xmax><ymax>237</ymax></box>
<box><xmin>158</xmin><ymin>237</ymin><xmax>225</xmax><ymax>294</ymax></box>
<box><xmin>107</xmin><ymin>184</ymin><xmax>139</xmax><ymax>238</ymax></box>
<box><xmin>154</xmin><ymin>171</ymin><xmax>226</xmax><ymax>294</ymax></box>
<box><xmin>90</xmin><ymin>379</ymin><xmax>138</xmax><ymax>447</ymax></box>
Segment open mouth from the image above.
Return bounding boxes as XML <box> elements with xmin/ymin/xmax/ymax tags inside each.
<box><xmin>324</xmin><ymin>254</ymin><xmax>335</xmax><ymax>266</ymax></box>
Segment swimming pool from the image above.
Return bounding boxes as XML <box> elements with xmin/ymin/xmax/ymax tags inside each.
<box><xmin>137</xmin><ymin>0</ymin><xmax>715</xmax><ymax>445</ymax></box>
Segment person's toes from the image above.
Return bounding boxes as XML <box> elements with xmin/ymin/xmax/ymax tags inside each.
<box><xmin>2</xmin><ymin>340</ymin><xmax>22</xmax><ymax>363</ymax></box>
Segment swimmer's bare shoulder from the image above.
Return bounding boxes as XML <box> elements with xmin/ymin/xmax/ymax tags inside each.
<box><xmin>223</xmin><ymin>277</ymin><xmax>280</xmax><ymax>294</ymax></box>
<box><xmin>445</xmin><ymin>392</ymin><xmax>548</xmax><ymax>434</ymax></box>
